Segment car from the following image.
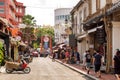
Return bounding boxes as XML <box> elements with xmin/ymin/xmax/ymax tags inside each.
<box><xmin>40</xmin><ymin>49</ymin><xmax>48</xmax><ymax>57</ymax></box>
<box><xmin>32</xmin><ymin>51</ymin><xmax>39</xmax><ymax>57</ymax></box>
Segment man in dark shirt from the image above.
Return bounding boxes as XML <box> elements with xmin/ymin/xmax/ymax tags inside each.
<box><xmin>85</xmin><ymin>50</ymin><xmax>91</xmax><ymax>74</ymax></box>
<box><xmin>93</xmin><ymin>50</ymin><xmax>102</xmax><ymax>78</ymax></box>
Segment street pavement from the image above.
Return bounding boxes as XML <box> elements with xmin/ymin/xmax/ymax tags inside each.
<box><xmin>54</xmin><ymin>59</ymin><xmax>116</xmax><ymax>80</ymax></box>
<box><xmin>0</xmin><ymin>57</ymin><xmax>93</xmax><ymax>80</ymax></box>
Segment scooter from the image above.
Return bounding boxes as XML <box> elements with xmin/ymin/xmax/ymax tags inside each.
<box><xmin>5</xmin><ymin>60</ymin><xmax>31</xmax><ymax>74</ymax></box>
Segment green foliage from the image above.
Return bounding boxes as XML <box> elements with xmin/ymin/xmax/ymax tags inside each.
<box><xmin>0</xmin><ymin>42</ymin><xmax>4</xmax><ymax>64</ymax></box>
<box><xmin>36</xmin><ymin>27</ymin><xmax>54</xmax><ymax>38</ymax></box>
<box><xmin>23</xmin><ymin>14</ymin><xmax>36</xmax><ymax>26</ymax></box>
<box><xmin>35</xmin><ymin>26</ymin><xmax>55</xmax><ymax>46</ymax></box>
<box><xmin>0</xmin><ymin>41</ymin><xmax>3</xmax><ymax>51</ymax></box>
<box><xmin>33</xmin><ymin>42</ymin><xmax>39</xmax><ymax>49</ymax></box>
<box><xmin>21</xmin><ymin>14</ymin><xmax>37</xmax><ymax>45</ymax></box>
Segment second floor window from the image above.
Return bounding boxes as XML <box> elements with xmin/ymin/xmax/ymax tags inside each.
<box><xmin>84</xmin><ymin>7</ymin><xmax>87</xmax><ymax>19</ymax></box>
<box><xmin>0</xmin><ymin>8</ymin><xmax>4</xmax><ymax>13</ymax></box>
<box><xmin>92</xmin><ymin>0</ymin><xmax>96</xmax><ymax>14</ymax></box>
<box><xmin>0</xmin><ymin>2</ymin><xmax>4</xmax><ymax>6</ymax></box>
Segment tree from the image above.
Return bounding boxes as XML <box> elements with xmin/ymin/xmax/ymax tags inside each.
<box><xmin>21</xmin><ymin>14</ymin><xmax>37</xmax><ymax>45</ymax></box>
<box><xmin>23</xmin><ymin>14</ymin><xmax>36</xmax><ymax>26</ymax></box>
<box><xmin>35</xmin><ymin>25</ymin><xmax>55</xmax><ymax>47</ymax></box>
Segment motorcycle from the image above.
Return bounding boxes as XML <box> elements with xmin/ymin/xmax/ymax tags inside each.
<box><xmin>5</xmin><ymin>60</ymin><xmax>31</xmax><ymax>74</ymax></box>
<box><xmin>23</xmin><ymin>53</ymin><xmax>33</xmax><ymax>64</ymax></box>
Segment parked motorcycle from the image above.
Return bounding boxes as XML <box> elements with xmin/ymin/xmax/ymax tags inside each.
<box><xmin>5</xmin><ymin>60</ymin><xmax>31</xmax><ymax>74</ymax></box>
<box><xmin>23</xmin><ymin>53</ymin><xmax>33</xmax><ymax>64</ymax></box>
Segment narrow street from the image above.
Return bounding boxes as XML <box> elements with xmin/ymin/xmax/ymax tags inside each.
<box><xmin>0</xmin><ymin>57</ymin><xmax>92</xmax><ymax>80</ymax></box>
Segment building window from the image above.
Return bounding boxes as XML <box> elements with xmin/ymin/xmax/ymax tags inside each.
<box><xmin>84</xmin><ymin>7</ymin><xmax>87</xmax><ymax>19</ymax></box>
<box><xmin>100</xmin><ymin>0</ymin><xmax>106</xmax><ymax>9</ymax></box>
<box><xmin>0</xmin><ymin>8</ymin><xmax>4</xmax><ymax>13</ymax></box>
<box><xmin>96</xmin><ymin>0</ymin><xmax>100</xmax><ymax>10</ymax></box>
<box><xmin>79</xmin><ymin>11</ymin><xmax>82</xmax><ymax>33</ymax></box>
<box><xmin>0</xmin><ymin>2</ymin><xmax>4</xmax><ymax>6</ymax></box>
<box><xmin>92</xmin><ymin>0</ymin><xmax>96</xmax><ymax>13</ymax></box>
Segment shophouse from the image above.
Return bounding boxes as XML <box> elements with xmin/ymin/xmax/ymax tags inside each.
<box><xmin>0</xmin><ymin>0</ymin><xmax>25</xmax><ymax>26</ymax></box>
<box><xmin>0</xmin><ymin>18</ymin><xmax>10</xmax><ymax>57</ymax></box>
<box><xmin>70</xmin><ymin>0</ymin><xmax>89</xmax><ymax>61</ymax></box>
<box><xmin>83</xmin><ymin>0</ymin><xmax>107</xmax><ymax>64</ymax></box>
<box><xmin>71</xmin><ymin>0</ymin><xmax>120</xmax><ymax>72</ymax></box>
<box><xmin>0</xmin><ymin>0</ymin><xmax>25</xmax><ymax>61</ymax></box>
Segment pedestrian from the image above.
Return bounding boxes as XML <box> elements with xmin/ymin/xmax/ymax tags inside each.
<box><xmin>85</xmin><ymin>50</ymin><xmax>91</xmax><ymax>74</ymax></box>
<box><xmin>113</xmin><ymin>49</ymin><xmax>120</xmax><ymax>80</ymax></box>
<box><xmin>93</xmin><ymin>50</ymin><xmax>102</xmax><ymax>78</ymax></box>
<box><xmin>69</xmin><ymin>49</ymin><xmax>75</xmax><ymax>64</ymax></box>
<box><xmin>82</xmin><ymin>50</ymin><xmax>87</xmax><ymax>70</ymax></box>
<box><xmin>65</xmin><ymin>50</ymin><xmax>70</xmax><ymax>64</ymax></box>
<box><xmin>74</xmin><ymin>50</ymin><xmax>80</xmax><ymax>64</ymax></box>
<box><xmin>52</xmin><ymin>50</ymin><xmax>56</xmax><ymax>62</ymax></box>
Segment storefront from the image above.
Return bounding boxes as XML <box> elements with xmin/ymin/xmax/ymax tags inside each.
<box><xmin>0</xmin><ymin>31</ymin><xmax>10</xmax><ymax>56</ymax></box>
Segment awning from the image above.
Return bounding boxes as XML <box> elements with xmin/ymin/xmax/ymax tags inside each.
<box><xmin>77</xmin><ymin>34</ymin><xmax>87</xmax><ymax>39</ymax></box>
<box><xmin>88</xmin><ymin>25</ymin><xmax>103</xmax><ymax>34</ymax></box>
<box><xmin>84</xmin><ymin>14</ymin><xmax>104</xmax><ymax>25</ymax></box>
<box><xmin>0</xmin><ymin>17</ymin><xmax>8</xmax><ymax>26</ymax></box>
<box><xmin>83</xmin><ymin>1</ymin><xmax>120</xmax><ymax>30</ymax></box>
<box><xmin>106</xmin><ymin>1</ymin><xmax>120</xmax><ymax>16</ymax></box>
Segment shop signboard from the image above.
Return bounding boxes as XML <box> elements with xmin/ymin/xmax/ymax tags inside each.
<box><xmin>96</xmin><ymin>28</ymin><xmax>106</xmax><ymax>44</ymax></box>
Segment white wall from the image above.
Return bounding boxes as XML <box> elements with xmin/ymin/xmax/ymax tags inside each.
<box><xmin>100</xmin><ymin>0</ymin><xmax>106</xmax><ymax>9</ymax></box>
<box><xmin>112</xmin><ymin>22</ymin><xmax>120</xmax><ymax>57</ymax></box>
<box><xmin>54</xmin><ymin>8</ymin><xmax>72</xmax><ymax>44</ymax></box>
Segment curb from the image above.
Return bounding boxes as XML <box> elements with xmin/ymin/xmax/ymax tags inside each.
<box><xmin>55</xmin><ymin>59</ymin><xmax>99</xmax><ymax>80</ymax></box>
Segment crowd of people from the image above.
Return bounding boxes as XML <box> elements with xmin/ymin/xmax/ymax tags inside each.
<box><xmin>51</xmin><ymin>48</ymin><xmax>103</xmax><ymax>78</ymax></box>
<box><xmin>52</xmin><ymin>48</ymin><xmax>80</xmax><ymax>64</ymax></box>
<box><xmin>51</xmin><ymin>47</ymin><xmax>120</xmax><ymax>79</ymax></box>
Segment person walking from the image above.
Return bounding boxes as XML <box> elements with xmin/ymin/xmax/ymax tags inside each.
<box><xmin>60</xmin><ymin>50</ymin><xmax>65</xmax><ymax>63</ymax></box>
<box><xmin>93</xmin><ymin>50</ymin><xmax>102</xmax><ymax>78</ymax></box>
<box><xmin>113</xmin><ymin>49</ymin><xmax>120</xmax><ymax>80</ymax></box>
<box><xmin>82</xmin><ymin>50</ymin><xmax>87</xmax><ymax>70</ymax></box>
<box><xmin>75</xmin><ymin>50</ymin><xmax>80</xmax><ymax>64</ymax></box>
<box><xmin>52</xmin><ymin>50</ymin><xmax>56</xmax><ymax>62</ymax></box>
<box><xmin>65</xmin><ymin>50</ymin><xmax>70</xmax><ymax>64</ymax></box>
<box><xmin>85</xmin><ymin>50</ymin><xmax>91</xmax><ymax>74</ymax></box>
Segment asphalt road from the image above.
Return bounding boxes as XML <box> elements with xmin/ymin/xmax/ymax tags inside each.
<box><xmin>0</xmin><ymin>57</ymin><xmax>92</xmax><ymax>80</ymax></box>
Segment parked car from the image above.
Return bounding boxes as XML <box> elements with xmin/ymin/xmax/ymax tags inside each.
<box><xmin>40</xmin><ymin>49</ymin><xmax>48</xmax><ymax>57</ymax></box>
<box><xmin>32</xmin><ymin>50</ymin><xmax>39</xmax><ymax>57</ymax></box>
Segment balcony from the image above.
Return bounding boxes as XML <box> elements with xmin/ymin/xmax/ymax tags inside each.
<box><xmin>16</xmin><ymin>12</ymin><xmax>24</xmax><ymax>17</ymax></box>
<box><xmin>9</xmin><ymin>0</ymin><xmax>16</xmax><ymax>11</ymax></box>
<box><xmin>9</xmin><ymin>15</ymin><xmax>18</xmax><ymax>25</ymax></box>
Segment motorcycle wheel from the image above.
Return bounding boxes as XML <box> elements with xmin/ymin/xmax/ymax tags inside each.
<box><xmin>6</xmin><ymin>68</ymin><xmax>13</xmax><ymax>73</ymax></box>
<box><xmin>23</xmin><ymin>67</ymin><xmax>31</xmax><ymax>74</ymax></box>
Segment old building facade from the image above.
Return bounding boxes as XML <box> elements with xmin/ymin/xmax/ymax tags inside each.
<box><xmin>0</xmin><ymin>0</ymin><xmax>25</xmax><ymax>26</ymax></box>
<box><xmin>0</xmin><ymin>0</ymin><xmax>25</xmax><ymax>61</ymax></box>
<box><xmin>70</xmin><ymin>0</ymin><xmax>89</xmax><ymax>60</ymax></box>
<box><xmin>71</xmin><ymin>0</ymin><xmax>120</xmax><ymax>72</ymax></box>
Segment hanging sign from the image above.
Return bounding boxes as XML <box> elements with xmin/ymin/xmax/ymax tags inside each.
<box><xmin>44</xmin><ymin>36</ymin><xmax>49</xmax><ymax>42</ymax></box>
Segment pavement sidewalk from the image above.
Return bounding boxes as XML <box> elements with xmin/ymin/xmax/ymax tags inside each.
<box><xmin>55</xmin><ymin>59</ymin><xmax>116</xmax><ymax>80</ymax></box>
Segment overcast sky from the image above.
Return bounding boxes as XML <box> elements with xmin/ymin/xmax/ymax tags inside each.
<box><xmin>17</xmin><ymin>0</ymin><xmax>80</xmax><ymax>26</ymax></box>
